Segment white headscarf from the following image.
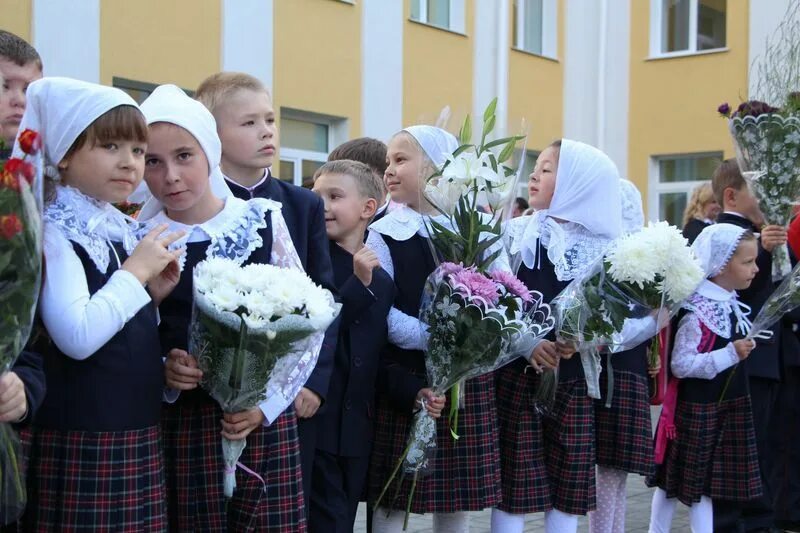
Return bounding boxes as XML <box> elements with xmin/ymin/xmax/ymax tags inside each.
<box><xmin>620</xmin><ymin>179</ymin><xmax>644</xmax><ymax>234</ymax></box>
<box><xmin>691</xmin><ymin>222</ymin><xmax>748</xmax><ymax>278</ymax></box>
<box><xmin>513</xmin><ymin>139</ymin><xmax>622</xmax><ymax>274</ymax></box>
<box><xmin>402</xmin><ymin>125</ymin><xmax>459</xmax><ymax>168</ymax></box>
<box><xmin>137</xmin><ymin>84</ymin><xmax>231</xmax><ymax>220</ymax></box>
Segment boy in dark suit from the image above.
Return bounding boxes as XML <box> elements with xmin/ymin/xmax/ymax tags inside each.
<box><xmin>196</xmin><ymin>72</ymin><xmax>339</xmax><ymax>508</ymax></box>
<box><xmin>309</xmin><ymin>160</ymin><xmax>394</xmax><ymax>532</ymax></box>
<box><xmin>712</xmin><ymin>158</ymin><xmax>788</xmax><ymax>533</ymax></box>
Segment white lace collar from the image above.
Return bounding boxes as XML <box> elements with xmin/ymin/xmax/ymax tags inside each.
<box><xmin>684</xmin><ymin>279</ymin><xmax>751</xmax><ymax>338</ymax></box>
<box><xmin>146</xmin><ymin>196</ymin><xmax>281</xmax><ymax>268</ymax></box>
<box><xmin>508</xmin><ymin>212</ymin><xmax>611</xmax><ymax>281</ymax></box>
<box><xmin>44</xmin><ymin>185</ymin><xmax>140</xmax><ymax>273</ymax></box>
<box><xmin>369</xmin><ymin>204</ymin><xmax>449</xmax><ymax>241</ymax></box>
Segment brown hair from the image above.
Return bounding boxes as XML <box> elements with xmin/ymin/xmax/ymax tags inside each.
<box><xmin>328</xmin><ymin>137</ymin><xmax>388</xmax><ymax>177</ymax></box>
<box><xmin>682</xmin><ymin>182</ymin><xmax>716</xmax><ymax>226</ymax></box>
<box><xmin>195</xmin><ymin>72</ymin><xmax>270</xmax><ymax>114</ymax></box>
<box><xmin>313</xmin><ymin>159</ymin><xmax>385</xmax><ymax>205</ymax></box>
<box><xmin>711</xmin><ymin>158</ymin><xmax>746</xmax><ymax>207</ymax></box>
<box><xmin>61</xmin><ymin>105</ymin><xmax>147</xmax><ymax>161</ymax></box>
<box><xmin>0</xmin><ymin>30</ymin><xmax>41</xmax><ymax>69</ymax></box>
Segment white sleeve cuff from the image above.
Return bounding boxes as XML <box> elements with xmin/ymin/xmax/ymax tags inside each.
<box><xmin>713</xmin><ymin>343</ymin><xmax>740</xmax><ymax>374</ymax></box>
<box><xmin>259</xmin><ymin>394</ymin><xmax>291</xmax><ymax>426</ymax></box>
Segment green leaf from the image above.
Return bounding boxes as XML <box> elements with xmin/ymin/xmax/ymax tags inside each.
<box><xmin>497</xmin><ymin>138</ymin><xmax>517</xmax><ymax>163</ymax></box>
<box><xmin>483</xmin><ymin>98</ymin><xmax>498</xmax><ymax>122</ymax></box>
<box><xmin>459</xmin><ymin>114</ymin><xmax>472</xmax><ymax>145</ymax></box>
<box><xmin>482</xmin><ymin>115</ymin><xmax>496</xmax><ymax>140</ymax></box>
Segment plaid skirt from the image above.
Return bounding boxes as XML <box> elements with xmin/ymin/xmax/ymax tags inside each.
<box><xmin>161</xmin><ymin>400</ymin><xmax>306</xmax><ymax>532</ymax></box>
<box><xmin>542</xmin><ymin>377</ymin><xmax>597</xmax><ymax>515</ymax></box>
<box><xmin>368</xmin><ymin>374</ymin><xmax>501</xmax><ymax>513</ymax></box>
<box><xmin>646</xmin><ymin>395</ymin><xmax>762</xmax><ymax>505</ymax></box>
<box><xmin>21</xmin><ymin>425</ymin><xmax>167</xmax><ymax>532</ymax></box>
<box><xmin>494</xmin><ymin>363</ymin><xmax>551</xmax><ymax>514</ymax></box>
<box><xmin>594</xmin><ymin>368</ymin><xmax>654</xmax><ymax>475</ymax></box>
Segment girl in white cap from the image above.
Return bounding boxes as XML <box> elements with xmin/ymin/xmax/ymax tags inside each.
<box><xmin>366</xmin><ymin>125</ymin><xmax>503</xmax><ymax>533</ymax></box>
<box><xmin>137</xmin><ymin>84</ymin><xmax>315</xmax><ymax>531</ymax></box>
<box><xmin>20</xmin><ymin>77</ymin><xmax>184</xmax><ymax>532</ymax></box>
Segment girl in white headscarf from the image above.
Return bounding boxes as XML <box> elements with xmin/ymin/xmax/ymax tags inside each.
<box><xmin>366</xmin><ymin>126</ymin><xmax>503</xmax><ymax>533</ymax></box>
<box><xmin>647</xmin><ymin>223</ymin><xmax>761</xmax><ymax>533</ymax></box>
<box><xmin>136</xmin><ymin>84</ymin><xmax>314</xmax><ymax>531</ymax></box>
<box><xmin>20</xmin><ymin>77</ymin><xmax>184</xmax><ymax>531</ymax></box>
<box><xmin>493</xmin><ymin>139</ymin><xmax>622</xmax><ymax>533</ymax></box>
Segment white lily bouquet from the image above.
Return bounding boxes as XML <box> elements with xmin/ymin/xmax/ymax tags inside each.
<box><xmin>189</xmin><ymin>257</ymin><xmax>340</xmax><ymax>497</ymax></box>
<box><xmin>544</xmin><ymin>222</ymin><xmax>704</xmax><ymax>407</ymax></box>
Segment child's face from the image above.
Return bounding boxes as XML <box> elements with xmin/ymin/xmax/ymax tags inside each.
<box><xmin>702</xmin><ymin>199</ymin><xmax>721</xmax><ymax>221</ymax></box>
<box><xmin>215</xmin><ymin>88</ymin><xmax>277</xmax><ymax>171</ymax></box>
<box><xmin>713</xmin><ymin>238</ymin><xmax>759</xmax><ymax>291</ymax></box>
<box><xmin>58</xmin><ymin>137</ymin><xmax>146</xmax><ymax>204</ymax></box>
<box><xmin>312</xmin><ymin>172</ymin><xmax>376</xmax><ymax>242</ymax></box>
<box><xmin>0</xmin><ymin>58</ymin><xmax>42</xmax><ymax>146</ymax></box>
<box><xmin>528</xmin><ymin>146</ymin><xmax>558</xmax><ymax>210</ymax></box>
<box><xmin>384</xmin><ymin>133</ymin><xmax>426</xmax><ymax>207</ymax></box>
<box><xmin>144</xmin><ymin>123</ymin><xmax>212</xmax><ymax>214</ymax></box>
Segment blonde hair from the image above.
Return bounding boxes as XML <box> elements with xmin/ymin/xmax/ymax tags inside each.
<box><xmin>195</xmin><ymin>72</ymin><xmax>270</xmax><ymax>115</ymax></box>
<box><xmin>682</xmin><ymin>182</ymin><xmax>717</xmax><ymax>226</ymax></box>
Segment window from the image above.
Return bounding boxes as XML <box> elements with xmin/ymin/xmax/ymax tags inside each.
<box><xmin>512</xmin><ymin>0</ymin><xmax>557</xmax><ymax>58</ymax></box>
<box><xmin>112</xmin><ymin>77</ymin><xmax>194</xmax><ymax>104</ymax></box>
<box><xmin>410</xmin><ymin>0</ymin><xmax>465</xmax><ymax>33</ymax></box>
<box><xmin>649</xmin><ymin>152</ymin><xmax>722</xmax><ymax>225</ymax></box>
<box><xmin>651</xmin><ymin>0</ymin><xmax>726</xmax><ymax>56</ymax></box>
<box><xmin>278</xmin><ymin>110</ymin><xmax>348</xmax><ymax>189</ymax></box>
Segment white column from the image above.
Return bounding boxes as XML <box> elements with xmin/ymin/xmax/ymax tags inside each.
<box><xmin>32</xmin><ymin>0</ymin><xmax>100</xmax><ymax>82</ymax></box>
<box><xmin>362</xmin><ymin>0</ymin><xmax>403</xmax><ymax>141</ymax></box>
<box><xmin>563</xmin><ymin>0</ymin><xmax>630</xmax><ymax>177</ymax></box>
<box><xmin>473</xmin><ymin>0</ymin><xmax>509</xmax><ymax>140</ymax></box>
<box><xmin>221</xmin><ymin>0</ymin><xmax>273</xmax><ymax>92</ymax></box>
<box><xmin>748</xmin><ymin>0</ymin><xmax>793</xmax><ymax>99</ymax></box>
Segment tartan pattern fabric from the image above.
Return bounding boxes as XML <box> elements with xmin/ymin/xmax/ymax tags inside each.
<box><xmin>22</xmin><ymin>425</ymin><xmax>167</xmax><ymax>532</ymax></box>
<box><xmin>161</xmin><ymin>400</ymin><xmax>306</xmax><ymax>532</ymax></box>
<box><xmin>368</xmin><ymin>374</ymin><xmax>502</xmax><ymax>513</ymax></box>
<box><xmin>647</xmin><ymin>395</ymin><xmax>762</xmax><ymax>505</ymax></box>
<box><xmin>541</xmin><ymin>377</ymin><xmax>597</xmax><ymax>516</ymax></box>
<box><xmin>493</xmin><ymin>363</ymin><xmax>552</xmax><ymax>514</ymax></box>
<box><xmin>594</xmin><ymin>369</ymin><xmax>654</xmax><ymax>475</ymax></box>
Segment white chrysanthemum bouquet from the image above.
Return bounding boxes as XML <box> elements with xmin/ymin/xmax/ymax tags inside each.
<box><xmin>549</xmin><ymin>222</ymin><xmax>704</xmax><ymax>401</ymax></box>
<box><xmin>189</xmin><ymin>257</ymin><xmax>340</xmax><ymax>497</ymax></box>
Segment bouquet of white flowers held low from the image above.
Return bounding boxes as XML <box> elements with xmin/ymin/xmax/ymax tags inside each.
<box><xmin>189</xmin><ymin>257</ymin><xmax>341</xmax><ymax>497</ymax></box>
<box><xmin>542</xmin><ymin>222</ymin><xmax>704</xmax><ymax>409</ymax></box>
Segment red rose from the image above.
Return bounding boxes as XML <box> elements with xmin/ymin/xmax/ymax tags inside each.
<box><xmin>0</xmin><ymin>169</ymin><xmax>20</xmax><ymax>192</ymax></box>
<box><xmin>5</xmin><ymin>158</ymin><xmax>35</xmax><ymax>185</ymax></box>
<box><xmin>0</xmin><ymin>214</ymin><xmax>23</xmax><ymax>239</ymax></box>
<box><xmin>17</xmin><ymin>129</ymin><xmax>41</xmax><ymax>155</ymax></box>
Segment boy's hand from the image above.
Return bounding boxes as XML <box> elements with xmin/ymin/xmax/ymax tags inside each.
<box><xmin>555</xmin><ymin>340</ymin><xmax>577</xmax><ymax>359</ymax></box>
<box><xmin>0</xmin><ymin>371</ymin><xmax>26</xmax><ymax>423</ymax></box>
<box><xmin>353</xmin><ymin>246</ymin><xmax>380</xmax><ymax>287</ymax></box>
<box><xmin>761</xmin><ymin>225</ymin><xmax>788</xmax><ymax>253</ymax></box>
<box><xmin>416</xmin><ymin>388</ymin><xmax>445</xmax><ymax>418</ymax></box>
<box><xmin>221</xmin><ymin>407</ymin><xmax>265</xmax><ymax>440</ymax></box>
<box><xmin>165</xmin><ymin>349</ymin><xmax>203</xmax><ymax>390</ymax></box>
<box><xmin>531</xmin><ymin>340</ymin><xmax>560</xmax><ymax>370</ymax></box>
<box><xmin>733</xmin><ymin>339</ymin><xmax>755</xmax><ymax>361</ymax></box>
<box><xmin>294</xmin><ymin>387</ymin><xmax>321</xmax><ymax>419</ymax></box>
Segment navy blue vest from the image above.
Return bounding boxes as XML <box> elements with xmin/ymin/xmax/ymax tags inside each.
<box><xmin>35</xmin><ymin>241</ymin><xmax>163</xmax><ymax>432</ymax></box>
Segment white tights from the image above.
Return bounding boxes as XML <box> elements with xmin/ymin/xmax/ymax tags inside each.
<box><xmin>372</xmin><ymin>508</ymin><xmax>469</xmax><ymax>533</ymax></box>
<box><xmin>589</xmin><ymin>466</ymin><xmax>629</xmax><ymax>533</ymax></box>
<box><xmin>490</xmin><ymin>508</ymin><xmax>578</xmax><ymax>533</ymax></box>
<box><xmin>648</xmin><ymin>487</ymin><xmax>713</xmax><ymax>533</ymax></box>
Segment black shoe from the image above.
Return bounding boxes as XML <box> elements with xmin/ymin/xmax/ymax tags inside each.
<box><xmin>776</xmin><ymin>520</ymin><xmax>800</xmax><ymax>532</ymax></box>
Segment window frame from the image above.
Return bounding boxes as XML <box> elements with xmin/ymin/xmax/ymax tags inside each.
<box><xmin>647</xmin><ymin>151</ymin><xmax>723</xmax><ymax>225</ymax></box>
<box><xmin>513</xmin><ymin>0</ymin><xmax>558</xmax><ymax>60</ymax></box>
<box><xmin>278</xmin><ymin>108</ymin><xmax>348</xmax><ymax>188</ymax></box>
<box><xmin>649</xmin><ymin>0</ymin><xmax>728</xmax><ymax>59</ymax></box>
<box><xmin>410</xmin><ymin>0</ymin><xmax>466</xmax><ymax>34</ymax></box>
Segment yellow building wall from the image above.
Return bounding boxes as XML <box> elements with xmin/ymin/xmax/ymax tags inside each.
<box><xmin>273</xmin><ymin>0</ymin><xmax>361</xmax><ymax>138</ymax></box>
<box><xmin>507</xmin><ymin>0</ymin><xmax>564</xmax><ymax>150</ymax></box>
<box><xmin>100</xmin><ymin>0</ymin><xmax>221</xmax><ymax>89</ymax></box>
<box><xmin>0</xmin><ymin>0</ymin><xmax>31</xmax><ymax>42</ymax></box>
<box><xmin>402</xmin><ymin>0</ymin><xmax>473</xmax><ymax>132</ymax></box>
<box><xmin>627</xmin><ymin>0</ymin><xmax>749</xmax><ymax>199</ymax></box>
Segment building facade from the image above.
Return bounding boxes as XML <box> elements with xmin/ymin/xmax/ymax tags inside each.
<box><xmin>1</xmin><ymin>0</ymin><xmax>792</xmax><ymax>224</ymax></box>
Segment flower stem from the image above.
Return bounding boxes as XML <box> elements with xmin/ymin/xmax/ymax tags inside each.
<box><xmin>448</xmin><ymin>383</ymin><xmax>460</xmax><ymax>440</ymax></box>
<box><xmin>403</xmin><ymin>470</ymin><xmax>419</xmax><ymax>531</ymax></box>
<box><xmin>228</xmin><ymin>317</ymin><xmax>248</xmax><ymax>397</ymax></box>
<box><xmin>372</xmin><ymin>436</ymin><xmax>414</xmax><ymax>512</ymax></box>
